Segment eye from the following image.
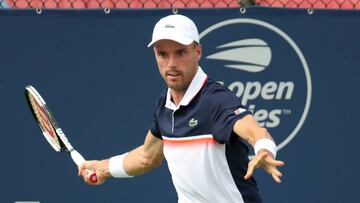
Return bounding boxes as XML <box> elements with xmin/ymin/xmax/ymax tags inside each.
<box><xmin>157</xmin><ymin>51</ymin><xmax>167</xmax><ymax>58</ymax></box>
<box><xmin>177</xmin><ymin>49</ymin><xmax>186</xmax><ymax>56</ymax></box>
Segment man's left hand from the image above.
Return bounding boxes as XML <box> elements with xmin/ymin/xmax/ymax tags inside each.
<box><xmin>244</xmin><ymin>150</ymin><xmax>285</xmax><ymax>183</ymax></box>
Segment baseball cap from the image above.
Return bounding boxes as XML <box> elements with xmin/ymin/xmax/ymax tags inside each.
<box><xmin>147</xmin><ymin>14</ymin><xmax>200</xmax><ymax>47</ymax></box>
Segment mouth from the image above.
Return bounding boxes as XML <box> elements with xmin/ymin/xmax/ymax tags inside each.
<box><xmin>166</xmin><ymin>71</ymin><xmax>181</xmax><ymax>80</ymax></box>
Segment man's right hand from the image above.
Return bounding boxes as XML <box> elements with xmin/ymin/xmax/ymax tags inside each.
<box><xmin>78</xmin><ymin>159</ymin><xmax>111</xmax><ymax>185</ymax></box>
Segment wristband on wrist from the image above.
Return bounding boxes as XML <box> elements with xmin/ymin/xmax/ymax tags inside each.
<box><xmin>109</xmin><ymin>153</ymin><xmax>134</xmax><ymax>178</ymax></box>
<box><xmin>254</xmin><ymin>138</ymin><xmax>277</xmax><ymax>158</ymax></box>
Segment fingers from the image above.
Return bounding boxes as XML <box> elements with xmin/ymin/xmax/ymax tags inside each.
<box><xmin>77</xmin><ymin>161</ymin><xmax>99</xmax><ymax>185</ymax></box>
<box><xmin>264</xmin><ymin>155</ymin><xmax>285</xmax><ymax>167</ymax></box>
<box><xmin>270</xmin><ymin>167</ymin><xmax>283</xmax><ymax>183</ymax></box>
<box><xmin>263</xmin><ymin>157</ymin><xmax>284</xmax><ymax>181</ymax></box>
<box><xmin>78</xmin><ymin>160</ymin><xmax>110</xmax><ymax>186</ymax></box>
<box><xmin>244</xmin><ymin>152</ymin><xmax>268</xmax><ymax>180</ymax></box>
<box><xmin>265</xmin><ymin>156</ymin><xmax>284</xmax><ymax>183</ymax></box>
<box><xmin>244</xmin><ymin>151</ymin><xmax>285</xmax><ymax>183</ymax></box>
<box><xmin>78</xmin><ymin>161</ymin><xmax>93</xmax><ymax>176</ymax></box>
<box><xmin>244</xmin><ymin>160</ymin><xmax>255</xmax><ymax>180</ymax></box>
<box><xmin>244</xmin><ymin>168</ymin><xmax>253</xmax><ymax>180</ymax></box>
<box><xmin>83</xmin><ymin>170</ymin><xmax>99</xmax><ymax>185</ymax></box>
<box><xmin>78</xmin><ymin>163</ymin><xmax>86</xmax><ymax>176</ymax></box>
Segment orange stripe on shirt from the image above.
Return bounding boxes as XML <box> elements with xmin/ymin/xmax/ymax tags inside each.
<box><xmin>163</xmin><ymin>137</ymin><xmax>217</xmax><ymax>145</ymax></box>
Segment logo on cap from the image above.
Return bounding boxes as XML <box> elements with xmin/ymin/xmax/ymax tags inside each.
<box><xmin>165</xmin><ymin>24</ymin><xmax>175</xmax><ymax>29</ymax></box>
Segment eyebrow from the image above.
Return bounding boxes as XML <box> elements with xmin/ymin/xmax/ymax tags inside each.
<box><xmin>177</xmin><ymin>48</ymin><xmax>187</xmax><ymax>52</ymax></box>
<box><xmin>155</xmin><ymin>47</ymin><xmax>187</xmax><ymax>53</ymax></box>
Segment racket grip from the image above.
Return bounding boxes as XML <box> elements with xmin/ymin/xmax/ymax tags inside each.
<box><xmin>70</xmin><ymin>150</ymin><xmax>98</xmax><ymax>183</ymax></box>
<box><xmin>85</xmin><ymin>169</ymin><xmax>98</xmax><ymax>183</ymax></box>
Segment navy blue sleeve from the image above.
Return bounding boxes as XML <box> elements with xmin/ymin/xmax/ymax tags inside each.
<box><xmin>149</xmin><ymin>90</ymin><xmax>167</xmax><ymax>139</ymax></box>
<box><xmin>150</xmin><ymin>111</ymin><xmax>162</xmax><ymax>139</ymax></box>
<box><xmin>209</xmin><ymin>85</ymin><xmax>251</xmax><ymax>144</ymax></box>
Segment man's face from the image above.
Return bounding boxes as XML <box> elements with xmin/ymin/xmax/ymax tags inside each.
<box><xmin>154</xmin><ymin>40</ymin><xmax>202</xmax><ymax>93</ymax></box>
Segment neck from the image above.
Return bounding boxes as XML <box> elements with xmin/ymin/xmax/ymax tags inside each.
<box><xmin>170</xmin><ymin>89</ymin><xmax>185</xmax><ymax>107</ymax></box>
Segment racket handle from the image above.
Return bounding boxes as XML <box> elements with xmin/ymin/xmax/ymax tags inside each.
<box><xmin>85</xmin><ymin>169</ymin><xmax>98</xmax><ymax>183</ymax></box>
<box><xmin>70</xmin><ymin>150</ymin><xmax>98</xmax><ymax>183</ymax></box>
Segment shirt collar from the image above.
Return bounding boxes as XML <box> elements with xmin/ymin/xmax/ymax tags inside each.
<box><xmin>165</xmin><ymin>66</ymin><xmax>208</xmax><ymax>110</ymax></box>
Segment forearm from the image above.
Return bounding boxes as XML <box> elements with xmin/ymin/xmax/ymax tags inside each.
<box><xmin>233</xmin><ymin>115</ymin><xmax>277</xmax><ymax>157</ymax></box>
<box><xmin>250</xmin><ymin>127</ymin><xmax>274</xmax><ymax>146</ymax></box>
<box><xmin>233</xmin><ymin>116</ymin><xmax>273</xmax><ymax>146</ymax></box>
<box><xmin>123</xmin><ymin>145</ymin><xmax>163</xmax><ymax>176</ymax></box>
<box><xmin>79</xmin><ymin>143</ymin><xmax>164</xmax><ymax>183</ymax></box>
<box><xmin>109</xmin><ymin>131</ymin><xmax>164</xmax><ymax>178</ymax></box>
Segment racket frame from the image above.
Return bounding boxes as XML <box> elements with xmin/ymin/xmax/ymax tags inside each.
<box><xmin>25</xmin><ymin>85</ymin><xmax>97</xmax><ymax>182</ymax></box>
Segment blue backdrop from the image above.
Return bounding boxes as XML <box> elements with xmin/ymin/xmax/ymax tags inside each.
<box><xmin>1</xmin><ymin>8</ymin><xmax>359</xmax><ymax>203</ymax></box>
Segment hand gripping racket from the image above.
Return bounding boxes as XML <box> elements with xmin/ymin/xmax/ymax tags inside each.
<box><xmin>25</xmin><ymin>85</ymin><xmax>97</xmax><ymax>183</ymax></box>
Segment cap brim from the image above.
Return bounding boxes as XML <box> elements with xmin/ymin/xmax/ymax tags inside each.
<box><xmin>147</xmin><ymin>36</ymin><xmax>194</xmax><ymax>47</ymax></box>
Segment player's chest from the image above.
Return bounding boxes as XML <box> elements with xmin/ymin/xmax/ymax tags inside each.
<box><xmin>158</xmin><ymin>105</ymin><xmax>213</xmax><ymax>137</ymax></box>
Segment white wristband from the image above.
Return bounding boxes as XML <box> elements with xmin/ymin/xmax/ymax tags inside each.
<box><xmin>254</xmin><ymin>138</ymin><xmax>277</xmax><ymax>158</ymax></box>
<box><xmin>109</xmin><ymin>153</ymin><xmax>134</xmax><ymax>178</ymax></box>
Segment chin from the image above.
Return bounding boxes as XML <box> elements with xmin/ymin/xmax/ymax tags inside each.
<box><xmin>168</xmin><ymin>84</ymin><xmax>185</xmax><ymax>92</ymax></box>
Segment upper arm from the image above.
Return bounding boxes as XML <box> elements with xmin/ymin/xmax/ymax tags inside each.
<box><xmin>208</xmin><ymin>84</ymin><xmax>252</xmax><ymax>144</ymax></box>
<box><xmin>233</xmin><ymin>114</ymin><xmax>273</xmax><ymax>146</ymax></box>
<box><xmin>142</xmin><ymin>130</ymin><xmax>164</xmax><ymax>162</ymax></box>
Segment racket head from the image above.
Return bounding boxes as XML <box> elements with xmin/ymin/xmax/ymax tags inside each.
<box><xmin>25</xmin><ymin>85</ymin><xmax>65</xmax><ymax>152</ymax></box>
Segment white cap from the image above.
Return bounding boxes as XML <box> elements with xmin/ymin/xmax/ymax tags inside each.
<box><xmin>147</xmin><ymin>14</ymin><xmax>200</xmax><ymax>47</ymax></box>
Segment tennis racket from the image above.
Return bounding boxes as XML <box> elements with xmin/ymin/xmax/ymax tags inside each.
<box><xmin>25</xmin><ymin>85</ymin><xmax>97</xmax><ymax>183</ymax></box>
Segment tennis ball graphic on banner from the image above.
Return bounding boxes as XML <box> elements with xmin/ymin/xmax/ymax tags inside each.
<box><xmin>200</xmin><ymin>18</ymin><xmax>312</xmax><ymax>152</ymax></box>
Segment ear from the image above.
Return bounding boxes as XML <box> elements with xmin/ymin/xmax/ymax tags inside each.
<box><xmin>153</xmin><ymin>46</ymin><xmax>158</xmax><ymax>58</ymax></box>
<box><xmin>196</xmin><ymin>44</ymin><xmax>202</xmax><ymax>62</ymax></box>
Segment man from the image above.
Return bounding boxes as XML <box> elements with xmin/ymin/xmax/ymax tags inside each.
<box><xmin>78</xmin><ymin>14</ymin><xmax>284</xmax><ymax>203</ymax></box>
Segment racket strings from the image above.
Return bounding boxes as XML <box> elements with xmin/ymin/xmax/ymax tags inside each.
<box><xmin>27</xmin><ymin>92</ymin><xmax>61</xmax><ymax>150</ymax></box>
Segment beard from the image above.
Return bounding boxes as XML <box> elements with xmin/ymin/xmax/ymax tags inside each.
<box><xmin>166</xmin><ymin>79</ymin><xmax>189</xmax><ymax>92</ymax></box>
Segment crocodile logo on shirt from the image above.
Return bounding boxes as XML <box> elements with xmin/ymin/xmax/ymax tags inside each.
<box><xmin>189</xmin><ymin>118</ymin><xmax>198</xmax><ymax>127</ymax></box>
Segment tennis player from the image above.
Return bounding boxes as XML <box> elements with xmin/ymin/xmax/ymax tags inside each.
<box><xmin>78</xmin><ymin>14</ymin><xmax>284</xmax><ymax>203</ymax></box>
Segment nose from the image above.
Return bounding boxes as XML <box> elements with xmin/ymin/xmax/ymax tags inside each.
<box><xmin>168</xmin><ymin>54</ymin><xmax>177</xmax><ymax>68</ymax></box>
